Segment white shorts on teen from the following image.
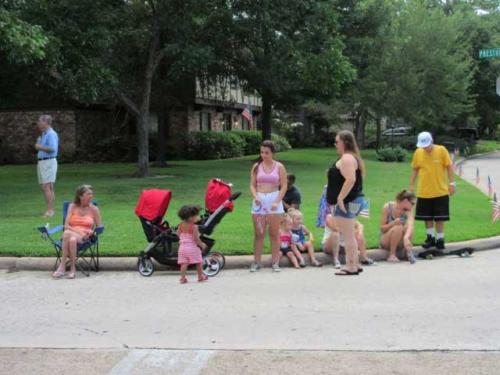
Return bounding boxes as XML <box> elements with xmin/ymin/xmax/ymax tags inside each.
<box><xmin>251</xmin><ymin>191</ymin><xmax>285</xmax><ymax>215</ymax></box>
<box><xmin>37</xmin><ymin>158</ymin><xmax>58</xmax><ymax>184</ymax></box>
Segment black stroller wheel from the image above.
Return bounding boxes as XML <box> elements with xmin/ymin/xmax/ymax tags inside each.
<box><xmin>137</xmin><ymin>257</ymin><xmax>155</xmax><ymax>277</ymax></box>
<box><xmin>202</xmin><ymin>254</ymin><xmax>221</xmax><ymax>277</ymax></box>
<box><xmin>209</xmin><ymin>251</ymin><xmax>226</xmax><ymax>269</ymax></box>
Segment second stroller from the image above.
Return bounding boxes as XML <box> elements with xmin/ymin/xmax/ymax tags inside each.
<box><xmin>136</xmin><ymin>179</ymin><xmax>241</xmax><ymax>277</ymax></box>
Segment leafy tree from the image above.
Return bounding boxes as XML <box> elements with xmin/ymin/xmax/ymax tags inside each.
<box><xmin>230</xmin><ymin>0</ymin><xmax>354</xmax><ymax>140</ymax></box>
<box><xmin>334</xmin><ymin>0</ymin><xmax>395</xmax><ymax>147</ymax></box>
<box><xmin>437</xmin><ymin>1</ymin><xmax>500</xmax><ymax>137</ymax></box>
<box><xmin>17</xmin><ymin>0</ymin><xmax>231</xmax><ymax>177</ymax></box>
<box><xmin>0</xmin><ymin>4</ymin><xmax>48</xmax><ymax>63</ymax></box>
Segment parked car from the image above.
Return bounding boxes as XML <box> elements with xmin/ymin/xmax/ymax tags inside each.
<box><xmin>382</xmin><ymin>127</ymin><xmax>412</xmax><ymax>137</ymax></box>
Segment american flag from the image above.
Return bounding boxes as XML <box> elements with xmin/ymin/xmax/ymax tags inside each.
<box><xmin>359</xmin><ymin>198</ymin><xmax>370</xmax><ymax>219</ymax></box>
<box><xmin>488</xmin><ymin>175</ymin><xmax>493</xmax><ymax>198</ymax></box>
<box><xmin>492</xmin><ymin>193</ymin><xmax>500</xmax><ymax>224</ymax></box>
<box><xmin>242</xmin><ymin>105</ymin><xmax>253</xmax><ymax>129</ymax></box>
<box><xmin>476</xmin><ymin>167</ymin><xmax>480</xmax><ymax>185</ymax></box>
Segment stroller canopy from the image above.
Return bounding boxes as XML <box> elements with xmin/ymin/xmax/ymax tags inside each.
<box><xmin>135</xmin><ymin>189</ymin><xmax>172</xmax><ymax>221</ymax></box>
<box><xmin>205</xmin><ymin>178</ymin><xmax>233</xmax><ymax>213</ymax></box>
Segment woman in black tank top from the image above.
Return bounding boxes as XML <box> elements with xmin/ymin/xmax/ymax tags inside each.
<box><xmin>327</xmin><ymin>130</ymin><xmax>366</xmax><ymax>276</ymax></box>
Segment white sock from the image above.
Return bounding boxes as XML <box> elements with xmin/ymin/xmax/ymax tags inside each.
<box><xmin>436</xmin><ymin>233</ymin><xmax>444</xmax><ymax>240</ymax></box>
<box><xmin>426</xmin><ymin>228</ymin><xmax>435</xmax><ymax>237</ymax></box>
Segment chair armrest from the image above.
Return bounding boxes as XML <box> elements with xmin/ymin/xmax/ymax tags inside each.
<box><xmin>48</xmin><ymin>225</ymin><xmax>64</xmax><ymax>235</ymax></box>
<box><xmin>37</xmin><ymin>224</ymin><xmax>64</xmax><ymax>236</ymax></box>
<box><xmin>95</xmin><ymin>226</ymin><xmax>104</xmax><ymax>235</ymax></box>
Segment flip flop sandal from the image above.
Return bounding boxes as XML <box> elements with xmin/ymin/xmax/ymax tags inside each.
<box><xmin>358</xmin><ymin>268</ymin><xmax>363</xmax><ymax>273</ymax></box>
<box><xmin>66</xmin><ymin>272</ymin><xmax>76</xmax><ymax>279</ymax></box>
<box><xmin>198</xmin><ymin>275</ymin><xmax>209</xmax><ymax>282</ymax></box>
<box><xmin>335</xmin><ymin>269</ymin><xmax>359</xmax><ymax>276</ymax></box>
<box><xmin>361</xmin><ymin>259</ymin><xmax>375</xmax><ymax>266</ymax></box>
<box><xmin>51</xmin><ymin>271</ymin><xmax>65</xmax><ymax>279</ymax></box>
<box><xmin>313</xmin><ymin>261</ymin><xmax>323</xmax><ymax>267</ymax></box>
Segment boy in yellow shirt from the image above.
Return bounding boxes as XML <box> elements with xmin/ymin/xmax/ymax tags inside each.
<box><xmin>409</xmin><ymin>132</ymin><xmax>455</xmax><ymax>250</ymax></box>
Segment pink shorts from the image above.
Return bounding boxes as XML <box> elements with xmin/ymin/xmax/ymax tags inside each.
<box><xmin>177</xmin><ymin>246</ymin><xmax>202</xmax><ymax>265</ymax></box>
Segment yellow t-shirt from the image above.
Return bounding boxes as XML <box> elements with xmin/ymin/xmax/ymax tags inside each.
<box><xmin>411</xmin><ymin>145</ymin><xmax>452</xmax><ymax>199</ymax></box>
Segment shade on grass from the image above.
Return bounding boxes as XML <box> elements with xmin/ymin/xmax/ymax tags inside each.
<box><xmin>0</xmin><ymin>149</ymin><xmax>496</xmax><ymax>256</ymax></box>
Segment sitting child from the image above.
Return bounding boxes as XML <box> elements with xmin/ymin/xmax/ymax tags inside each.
<box><xmin>321</xmin><ymin>213</ymin><xmax>375</xmax><ymax>268</ymax></box>
<box><xmin>279</xmin><ymin>215</ymin><xmax>306</xmax><ymax>269</ymax></box>
<box><xmin>289</xmin><ymin>208</ymin><xmax>322</xmax><ymax>267</ymax></box>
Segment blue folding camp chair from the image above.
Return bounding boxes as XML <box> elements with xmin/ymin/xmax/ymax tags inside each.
<box><xmin>37</xmin><ymin>201</ymin><xmax>104</xmax><ymax>276</ymax></box>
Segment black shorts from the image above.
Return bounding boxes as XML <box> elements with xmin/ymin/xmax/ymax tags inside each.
<box><xmin>415</xmin><ymin>195</ymin><xmax>450</xmax><ymax>221</ymax></box>
<box><xmin>280</xmin><ymin>246</ymin><xmax>292</xmax><ymax>255</ymax></box>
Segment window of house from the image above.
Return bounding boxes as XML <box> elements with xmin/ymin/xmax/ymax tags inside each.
<box><xmin>223</xmin><ymin>113</ymin><xmax>232</xmax><ymax>131</ymax></box>
<box><xmin>199</xmin><ymin>112</ymin><xmax>211</xmax><ymax>131</ymax></box>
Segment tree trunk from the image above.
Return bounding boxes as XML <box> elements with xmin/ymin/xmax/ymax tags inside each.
<box><xmin>155</xmin><ymin>109</ymin><xmax>169</xmax><ymax>167</ymax></box>
<box><xmin>261</xmin><ymin>94</ymin><xmax>272</xmax><ymax>141</ymax></box>
<box><xmin>375</xmin><ymin>116</ymin><xmax>382</xmax><ymax>149</ymax></box>
<box><xmin>136</xmin><ymin>113</ymin><xmax>149</xmax><ymax>177</ymax></box>
<box><xmin>355</xmin><ymin>111</ymin><xmax>366</xmax><ymax>148</ymax></box>
<box><xmin>485</xmin><ymin>107</ymin><xmax>496</xmax><ymax>139</ymax></box>
<box><xmin>135</xmin><ymin>32</ymin><xmax>160</xmax><ymax>177</ymax></box>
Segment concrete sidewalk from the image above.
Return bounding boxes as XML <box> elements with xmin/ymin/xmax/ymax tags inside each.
<box><xmin>0</xmin><ymin>235</ymin><xmax>499</xmax><ymax>272</ymax></box>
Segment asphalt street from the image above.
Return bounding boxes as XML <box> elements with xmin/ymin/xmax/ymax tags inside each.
<box><xmin>1</xmin><ymin>249</ymin><xmax>500</xmax><ymax>374</ymax></box>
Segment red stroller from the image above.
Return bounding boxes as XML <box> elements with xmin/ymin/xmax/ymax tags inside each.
<box><xmin>135</xmin><ymin>179</ymin><xmax>241</xmax><ymax>277</ymax></box>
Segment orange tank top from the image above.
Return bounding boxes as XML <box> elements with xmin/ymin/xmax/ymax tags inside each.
<box><xmin>69</xmin><ymin>213</ymin><xmax>94</xmax><ymax>231</ymax></box>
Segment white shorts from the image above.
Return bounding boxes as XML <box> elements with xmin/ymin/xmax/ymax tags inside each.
<box><xmin>251</xmin><ymin>191</ymin><xmax>285</xmax><ymax>215</ymax></box>
<box><xmin>37</xmin><ymin>158</ymin><xmax>58</xmax><ymax>184</ymax></box>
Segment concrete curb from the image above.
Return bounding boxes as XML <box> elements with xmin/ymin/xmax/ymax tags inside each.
<box><xmin>1</xmin><ymin>235</ymin><xmax>499</xmax><ymax>273</ymax></box>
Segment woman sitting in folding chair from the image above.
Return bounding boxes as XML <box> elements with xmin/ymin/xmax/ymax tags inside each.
<box><xmin>52</xmin><ymin>185</ymin><xmax>102</xmax><ymax>279</ymax></box>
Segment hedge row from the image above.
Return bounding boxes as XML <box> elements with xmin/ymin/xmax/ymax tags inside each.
<box><xmin>183</xmin><ymin>131</ymin><xmax>291</xmax><ymax>160</ymax></box>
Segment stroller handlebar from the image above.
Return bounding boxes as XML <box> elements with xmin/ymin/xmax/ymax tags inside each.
<box><xmin>229</xmin><ymin>192</ymin><xmax>242</xmax><ymax>201</ymax></box>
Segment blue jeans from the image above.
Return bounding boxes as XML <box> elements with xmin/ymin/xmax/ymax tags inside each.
<box><xmin>334</xmin><ymin>196</ymin><xmax>366</xmax><ymax>219</ymax></box>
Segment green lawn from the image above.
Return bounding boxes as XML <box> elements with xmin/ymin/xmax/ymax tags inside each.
<box><xmin>0</xmin><ymin>149</ymin><xmax>497</xmax><ymax>256</ymax></box>
<box><xmin>474</xmin><ymin>140</ymin><xmax>500</xmax><ymax>154</ymax></box>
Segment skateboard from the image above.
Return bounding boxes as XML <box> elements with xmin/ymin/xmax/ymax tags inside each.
<box><xmin>418</xmin><ymin>247</ymin><xmax>475</xmax><ymax>260</ymax></box>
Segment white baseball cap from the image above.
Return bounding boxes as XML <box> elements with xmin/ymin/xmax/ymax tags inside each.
<box><xmin>416</xmin><ymin>131</ymin><xmax>433</xmax><ymax>148</ymax></box>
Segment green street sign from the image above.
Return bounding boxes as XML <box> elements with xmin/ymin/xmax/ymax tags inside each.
<box><xmin>479</xmin><ymin>48</ymin><xmax>500</xmax><ymax>59</ymax></box>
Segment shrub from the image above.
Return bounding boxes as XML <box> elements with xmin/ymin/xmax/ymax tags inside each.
<box><xmin>184</xmin><ymin>132</ymin><xmax>245</xmax><ymax>160</ymax></box>
<box><xmin>376</xmin><ymin>146</ymin><xmax>407</xmax><ymax>162</ymax></box>
<box><xmin>232</xmin><ymin>131</ymin><xmax>262</xmax><ymax>155</ymax></box>
<box><xmin>378</xmin><ymin>135</ymin><xmax>416</xmax><ymax>151</ymax></box>
<box><xmin>232</xmin><ymin>131</ymin><xmax>291</xmax><ymax>153</ymax></box>
<box><xmin>85</xmin><ymin>135</ymin><xmax>135</xmax><ymax>162</ymax></box>
<box><xmin>271</xmin><ymin>133</ymin><xmax>292</xmax><ymax>152</ymax></box>
<box><xmin>182</xmin><ymin>131</ymin><xmax>291</xmax><ymax>160</ymax></box>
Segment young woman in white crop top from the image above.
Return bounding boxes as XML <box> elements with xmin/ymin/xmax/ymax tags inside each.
<box><xmin>249</xmin><ymin>140</ymin><xmax>287</xmax><ymax>272</ymax></box>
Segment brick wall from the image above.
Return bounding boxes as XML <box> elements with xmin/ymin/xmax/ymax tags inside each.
<box><xmin>0</xmin><ymin>109</ymin><xmax>121</xmax><ymax>164</ymax></box>
<box><xmin>0</xmin><ymin>111</ymin><xmax>76</xmax><ymax>164</ymax></box>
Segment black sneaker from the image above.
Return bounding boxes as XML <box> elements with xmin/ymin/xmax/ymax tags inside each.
<box><xmin>422</xmin><ymin>235</ymin><xmax>436</xmax><ymax>249</ymax></box>
<box><xmin>436</xmin><ymin>238</ymin><xmax>445</xmax><ymax>250</ymax></box>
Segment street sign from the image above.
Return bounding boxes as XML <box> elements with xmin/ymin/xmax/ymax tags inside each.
<box><xmin>497</xmin><ymin>77</ymin><xmax>500</xmax><ymax>97</ymax></box>
<box><xmin>479</xmin><ymin>48</ymin><xmax>500</xmax><ymax>59</ymax></box>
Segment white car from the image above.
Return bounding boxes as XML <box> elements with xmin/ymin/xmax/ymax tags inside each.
<box><xmin>382</xmin><ymin>127</ymin><xmax>411</xmax><ymax>137</ymax></box>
